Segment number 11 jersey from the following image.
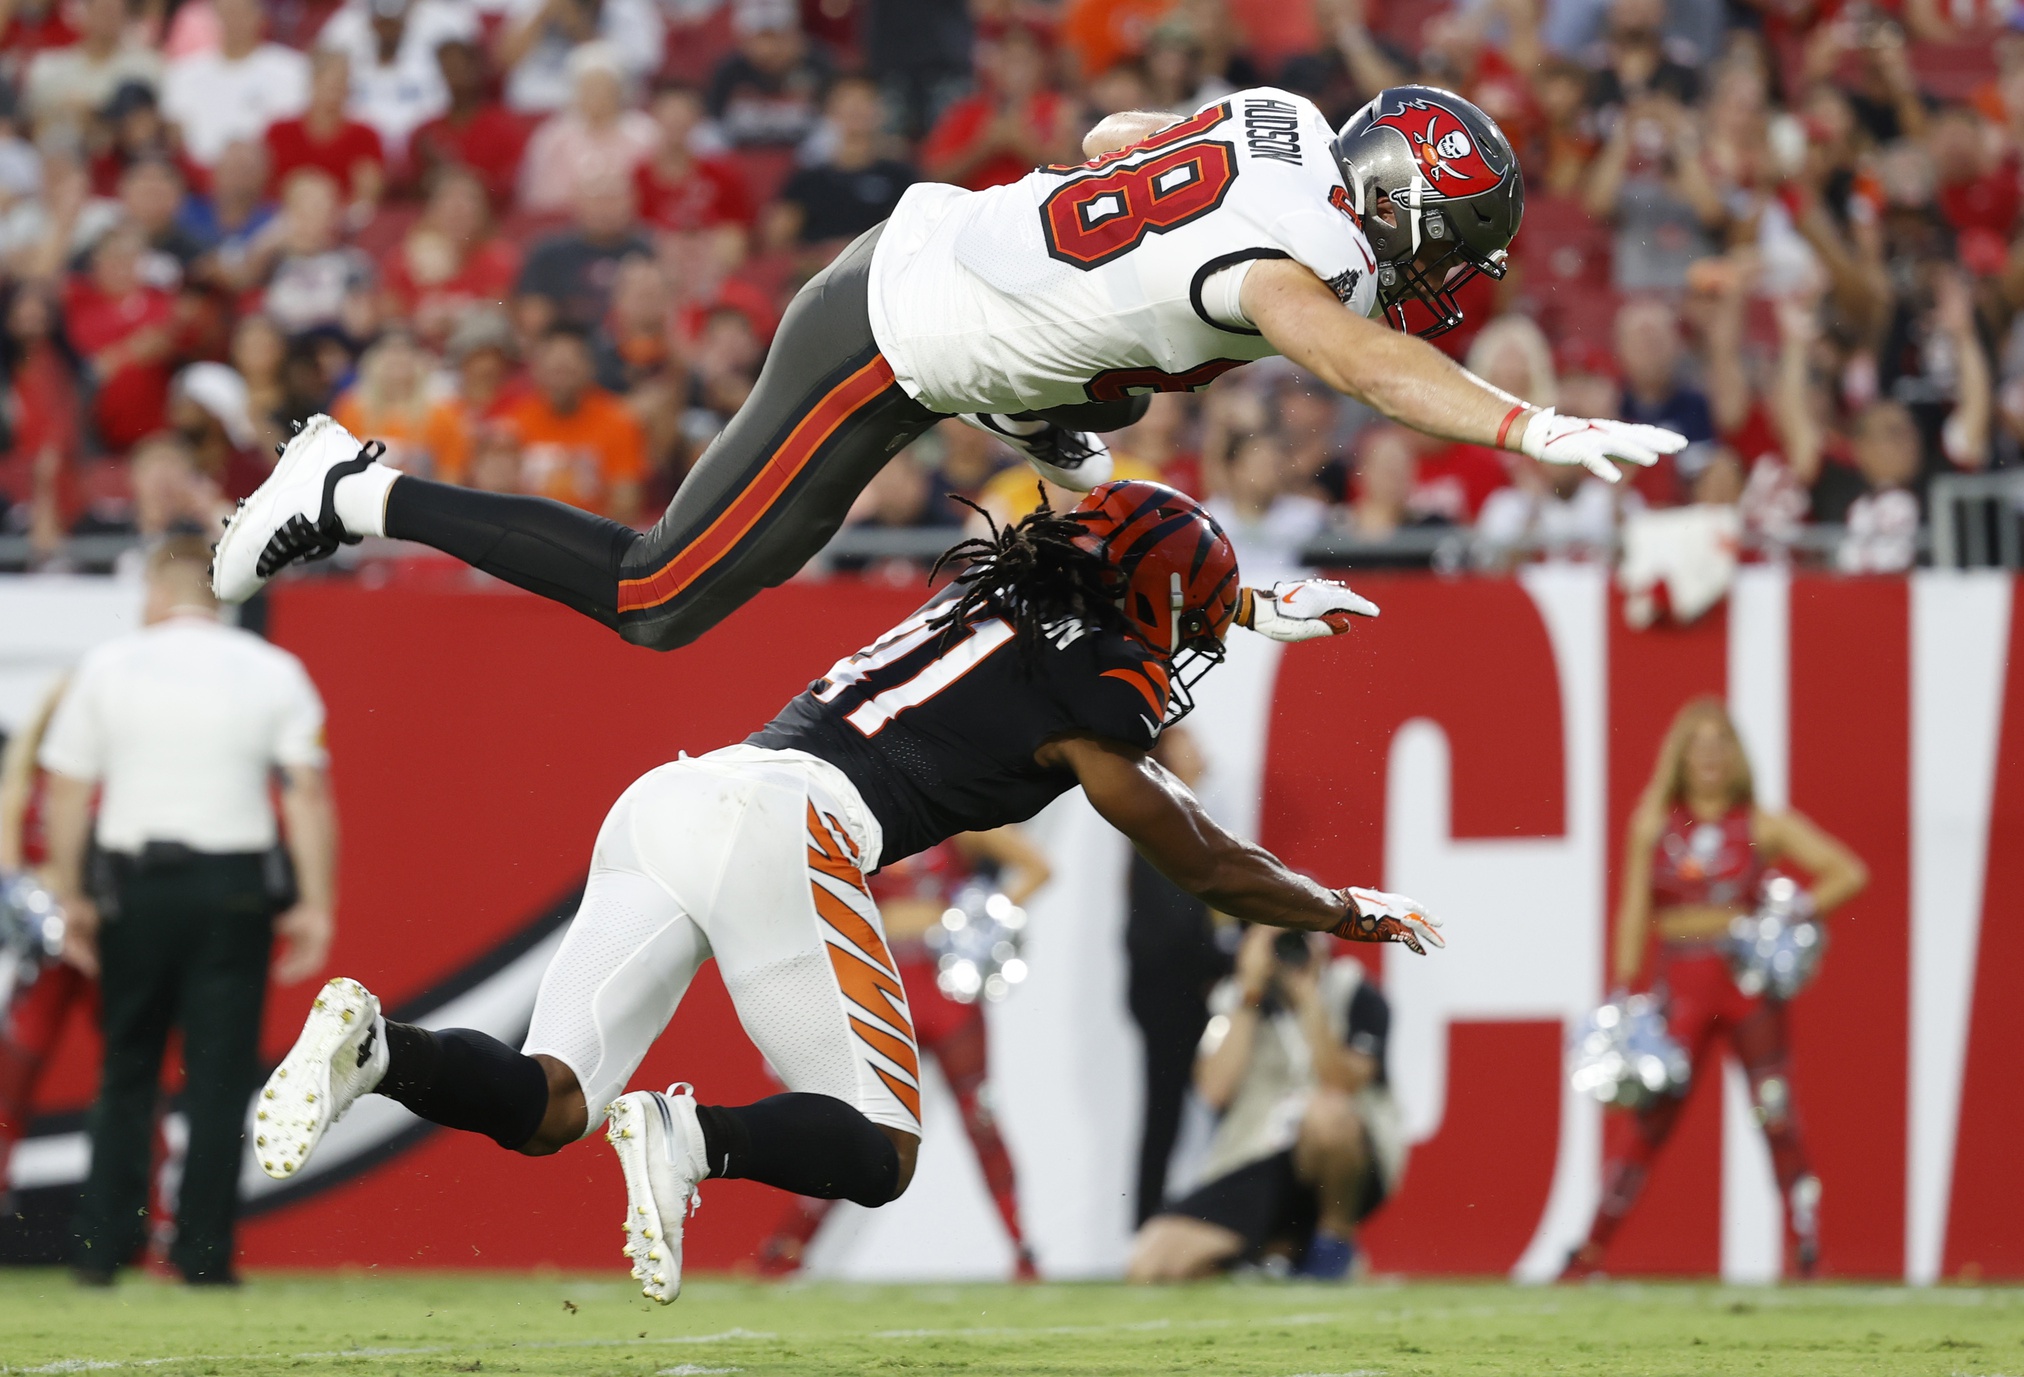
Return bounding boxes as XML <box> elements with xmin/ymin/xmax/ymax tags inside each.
<box><xmin>866</xmin><ymin>88</ymin><xmax>1380</xmax><ymax>417</ymax></box>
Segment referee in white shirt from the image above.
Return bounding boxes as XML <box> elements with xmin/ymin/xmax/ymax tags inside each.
<box><xmin>37</xmin><ymin>535</ymin><xmax>337</xmax><ymax>1285</ymax></box>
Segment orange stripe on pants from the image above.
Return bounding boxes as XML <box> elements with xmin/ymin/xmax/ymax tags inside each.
<box><xmin>616</xmin><ymin>355</ymin><xmax>897</xmax><ymax>614</ymax></box>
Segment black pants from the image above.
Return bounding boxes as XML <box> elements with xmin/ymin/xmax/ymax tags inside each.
<box><xmin>73</xmin><ymin>852</ymin><xmax>273</xmax><ymax>1281</ymax></box>
<box><xmin>382</xmin><ymin>224</ymin><xmax>1147</xmax><ymax>652</ymax></box>
<box><xmin>1124</xmin><ymin>852</ymin><xmax>1229</xmax><ymax>1226</ymax></box>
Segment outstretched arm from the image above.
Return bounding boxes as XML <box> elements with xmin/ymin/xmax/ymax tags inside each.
<box><xmin>1242</xmin><ymin>258</ymin><xmax>1685</xmax><ymax>481</ymax></box>
<box><xmin>1038</xmin><ymin>733</ymin><xmax>1441</xmax><ymax>951</ymax></box>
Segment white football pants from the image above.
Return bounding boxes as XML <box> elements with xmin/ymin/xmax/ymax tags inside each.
<box><xmin>523</xmin><ymin>744</ymin><xmax>923</xmax><ymax>1138</ymax></box>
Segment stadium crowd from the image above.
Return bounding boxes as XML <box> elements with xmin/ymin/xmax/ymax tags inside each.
<box><xmin>0</xmin><ymin>0</ymin><xmax>2011</xmax><ymax>579</ymax></box>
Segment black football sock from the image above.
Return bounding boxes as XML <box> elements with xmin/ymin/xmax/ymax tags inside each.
<box><xmin>693</xmin><ymin>1093</ymin><xmax>900</xmax><ymax>1207</ymax></box>
<box><xmin>376</xmin><ymin>1022</ymin><xmax>549</xmax><ymax>1151</ymax></box>
<box><xmin>382</xmin><ymin>476</ymin><xmax>637</xmax><ymax>627</ymax></box>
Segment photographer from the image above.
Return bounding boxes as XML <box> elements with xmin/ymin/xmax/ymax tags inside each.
<box><xmin>1127</xmin><ymin>925</ymin><xmax>1404</xmax><ymax>1282</ymax></box>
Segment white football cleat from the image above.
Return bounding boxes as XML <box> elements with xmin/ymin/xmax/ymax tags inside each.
<box><xmin>606</xmin><ymin>1083</ymin><xmax>708</xmax><ymax>1305</ymax></box>
<box><xmin>211</xmin><ymin>415</ymin><xmax>383</xmax><ymax>603</ymax></box>
<box><xmin>255</xmin><ymin>977</ymin><xmax>389</xmax><ymax>1180</ymax></box>
<box><xmin>966</xmin><ymin>413</ymin><xmax>1115</xmax><ymax>492</ymax></box>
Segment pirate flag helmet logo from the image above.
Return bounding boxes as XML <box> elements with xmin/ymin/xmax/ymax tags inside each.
<box><xmin>1331</xmin><ymin>86</ymin><xmax>1525</xmax><ymax>337</ymax></box>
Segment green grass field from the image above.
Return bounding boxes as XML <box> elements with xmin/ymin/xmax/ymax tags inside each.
<box><xmin>1</xmin><ymin>1272</ymin><xmax>2019</xmax><ymax>1377</ymax></box>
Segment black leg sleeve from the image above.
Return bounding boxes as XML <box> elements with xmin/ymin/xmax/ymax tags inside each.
<box><xmin>376</xmin><ymin>1023</ymin><xmax>550</xmax><ymax>1151</ymax></box>
<box><xmin>694</xmin><ymin>1093</ymin><xmax>901</xmax><ymax>1207</ymax></box>
<box><xmin>383</xmin><ymin>479</ymin><xmax>639</xmax><ymax>630</ymax></box>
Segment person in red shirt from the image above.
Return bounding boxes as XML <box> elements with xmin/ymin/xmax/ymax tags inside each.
<box><xmin>65</xmin><ymin>224</ymin><xmax>177</xmax><ymax>452</ymax></box>
<box><xmin>380</xmin><ymin>165</ymin><xmax>521</xmax><ymax>350</ymax></box>
<box><xmin>921</xmin><ymin>23</ymin><xmax>1075</xmax><ymax>192</ymax></box>
<box><xmin>406</xmin><ymin>39</ymin><xmax>533</xmax><ymax>210</ymax></box>
<box><xmin>634</xmin><ymin>83</ymin><xmax>753</xmax><ymax>237</ymax></box>
<box><xmin>263</xmin><ymin>48</ymin><xmax>385</xmax><ymax>210</ymax></box>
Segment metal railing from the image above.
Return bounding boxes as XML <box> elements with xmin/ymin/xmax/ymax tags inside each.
<box><xmin>0</xmin><ymin>519</ymin><xmax>1893</xmax><ymax>580</ymax></box>
<box><xmin>1929</xmin><ymin>472</ymin><xmax>2024</xmax><ymax>570</ymax></box>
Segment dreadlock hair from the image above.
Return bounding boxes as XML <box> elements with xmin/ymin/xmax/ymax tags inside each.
<box><xmin>929</xmin><ymin>491</ymin><xmax>1125</xmax><ymax>657</ymax></box>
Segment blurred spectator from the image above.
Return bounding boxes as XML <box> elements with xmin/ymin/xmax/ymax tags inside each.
<box><xmin>520</xmin><ymin>42</ymin><xmax>657</xmax><ymax>215</ymax></box>
<box><xmin>423</xmin><ymin>307</ymin><xmax>521</xmax><ymax>485</ymax></box>
<box><xmin>125</xmin><ymin>432</ymin><xmax>225</xmax><ymax>539</ymax></box>
<box><xmin>119</xmin><ymin>159</ymin><xmax>204</xmax><ymax>286</ymax></box>
<box><xmin>922</xmin><ymin>23</ymin><xmax>1073</xmax><ymax>191</ymax></box>
<box><xmin>841</xmin><ymin>446</ymin><xmax>941</xmax><ymax>535</ymax></box>
<box><xmin>86</xmin><ymin>80</ymin><xmax>172</xmax><ymax>197</ymax></box>
<box><xmin>0</xmin><ymin>0</ymin><xmax>79</xmax><ymax>79</ymax></box>
<box><xmin>498</xmin><ymin>0</ymin><xmax>665</xmax><ymax>115</ymax></box>
<box><xmin>1477</xmin><ymin>453</ymin><xmax>1620</xmax><ymax>562</ymax></box>
<box><xmin>1615</xmin><ymin>296</ymin><xmax>1715</xmax><ymax>505</ymax></box>
<box><xmin>1207</xmin><ymin>431</ymin><xmax>1327</xmax><ymax>576</ymax></box>
<box><xmin>1832</xmin><ymin>401</ymin><xmax>1924</xmax><ymax>572</ymax></box>
<box><xmin>1584</xmin><ymin>92</ymin><xmax>1723</xmax><ymax>292</ymax></box>
<box><xmin>593</xmin><ymin>251</ymin><xmax>672</xmax><ymax>397</ymax></box>
<box><xmin>229</xmin><ymin>313</ymin><xmax>289</xmax><ymax>453</ymax></box>
<box><xmin>1268</xmin><ymin>374</ymin><xmax>1348</xmax><ymax>504</ymax></box>
<box><xmin>160</xmin><ymin>0</ymin><xmax>309</xmax><ymax>171</ymax></box>
<box><xmin>501</xmin><ymin>324</ymin><xmax>645</xmax><ymax>520</ymax></box>
<box><xmin>383</xmin><ymin>165</ymin><xmax>521</xmax><ymax>349</ymax></box>
<box><xmin>768</xmin><ymin>75</ymin><xmax>917</xmax><ymax>254</ymax></box>
<box><xmin>66</xmin><ymin>223</ymin><xmax>175</xmax><ymax>453</ymax></box>
<box><xmin>462</xmin><ymin>422</ymin><xmax>528</xmax><ymax>493</ymax></box>
<box><xmin>263</xmin><ymin>50</ymin><xmax>386</xmax><ymax>210</ymax></box>
<box><xmin>249</xmin><ymin>170</ymin><xmax>377</xmax><ymax>340</ymax></box>
<box><xmin>168</xmin><ymin>361</ymin><xmax>265</xmax><ymax>498</ymax></box>
<box><xmin>866</xmin><ymin>0</ymin><xmax>973</xmax><ymax>138</ymax></box>
<box><xmin>407</xmin><ymin>39</ymin><xmax>536</xmax><ymax>208</ymax></box>
<box><xmin>707</xmin><ymin>0</ymin><xmax>833</xmax><ymax>151</ymax></box>
<box><xmin>1345</xmin><ymin>424</ymin><xmax>1445</xmax><ymax>544</ymax></box>
<box><xmin>514</xmin><ymin>172</ymin><xmax>650</xmax><ymax>334</ymax></box>
<box><xmin>1062</xmin><ymin>0</ymin><xmax>1175</xmax><ymax>84</ymax></box>
<box><xmin>635</xmin><ymin>84</ymin><xmax>753</xmax><ymax>239</ymax></box>
<box><xmin>331</xmin><ymin>329</ymin><xmax>438</xmax><ymax>473</ymax></box>
<box><xmin>0</xmin><ymin>282</ymin><xmax>79</xmax><ymax>550</ymax></box>
<box><xmin>316</xmin><ymin>0</ymin><xmax>479</xmax><ymax>160</ymax></box>
<box><xmin>183</xmin><ymin>141</ymin><xmax>276</xmax><ymax>286</ymax></box>
<box><xmin>21</xmin><ymin>0</ymin><xmax>161</xmax><ymax>142</ymax></box>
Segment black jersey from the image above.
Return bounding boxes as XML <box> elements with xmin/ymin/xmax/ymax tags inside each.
<box><xmin>748</xmin><ymin>597</ymin><xmax>1172</xmax><ymax>865</ymax></box>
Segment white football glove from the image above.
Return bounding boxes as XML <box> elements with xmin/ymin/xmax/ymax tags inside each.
<box><xmin>1518</xmin><ymin>408</ymin><xmax>1688</xmax><ymax>484</ymax></box>
<box><xmin>1332</xmin><ymin>886</ymin><xmax>1446</xmax><ymax>955</ymax></box>
<box><xmin>1237</xmin><ymin>580</ymin><xmax>1380</xmax><ymax>643</ymax></box>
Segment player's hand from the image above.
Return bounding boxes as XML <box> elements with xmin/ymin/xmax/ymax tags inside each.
<box><xmin>272</xmin><ymin>903</ymin><xmax>334</xmax><ymax>984</ymax></box>
<box><xmin>1238</xmin><ymin>580</ymin><xmax>1380</xmax><ymax>642</ymax></box>
<box><xmin>1331</xmin><ymin>886</ymin><xmax>1445</xmax><ymax>955</ymax></box>
<box><xmin>1518</xmin><ymin>408</ymin><xmax>1687</xmax><ymax>484</ymax></box>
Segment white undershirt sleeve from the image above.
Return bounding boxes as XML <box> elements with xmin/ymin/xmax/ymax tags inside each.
<box><xmin>1198</xmin><ymin>259</ymin><xmax>1257</xmax><ymax>331</ymax></box>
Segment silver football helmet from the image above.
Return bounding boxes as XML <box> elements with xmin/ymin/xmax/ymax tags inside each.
<box><xmin>1331</xmin><ymin>85</ymin><xmax>1525</xmax><ymax>337</ymax></box>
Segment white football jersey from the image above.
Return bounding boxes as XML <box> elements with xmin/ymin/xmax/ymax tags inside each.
<box><xmin>866</xmin><ymin>88</ymin><xmax>1380</xmax><ymax>415</ymax></box>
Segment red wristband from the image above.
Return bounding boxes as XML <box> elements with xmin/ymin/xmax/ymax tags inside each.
<box><xmin>1496</xmin><ymin>404</ymin><xmax>1529</xmax><ymax>450</ymax></box>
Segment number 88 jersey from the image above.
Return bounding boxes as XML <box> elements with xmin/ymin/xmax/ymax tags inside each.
<box><xmin>866</xmin><ymin>88</ymin><xmax>1381</xmax><ymax>417</ymax></box>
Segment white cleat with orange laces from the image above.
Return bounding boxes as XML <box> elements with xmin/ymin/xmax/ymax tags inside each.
<box><xmin>605</xmin><ymin>1083</ymin><xmax>709</xmax><ymax>1304</ymax></box>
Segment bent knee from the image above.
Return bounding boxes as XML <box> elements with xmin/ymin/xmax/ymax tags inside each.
<box><xmin>516</xmin><ymin>1054</ymin><xmax>588</xmax><ymax>1156</ymax></box>
<box><xmin>1300</xmin><ymin>1089</ymin><xmax>1364</xmax><ymax>1150</ymax></box>
<box><xmin>615</xmin><ymin>615</ymin><xmax>699</xmax><ymax>653</ymax></box>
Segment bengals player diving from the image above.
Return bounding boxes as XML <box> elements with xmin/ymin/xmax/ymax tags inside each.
<box><xmin>249</xmin><ymin>482</ymin><xmax>1443</xmax><ymax>1305</ymax></box>
<box><xmin>211</xmin><ymin>86</ymin><xmax>1685</xmax><ymax>652</ymax></box>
